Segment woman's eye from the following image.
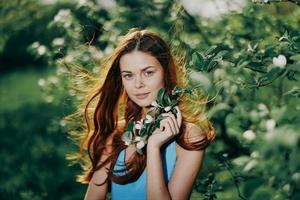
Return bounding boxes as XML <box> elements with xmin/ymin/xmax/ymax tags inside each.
<box><xmin>144</xmin><ymin>71</ymin><xmax>154</xmax><ymax>77</ymax></box>
<box><xmin>123</xmin><ymin>74</ymin><xmax>133</xmax><ymax>80</ymax></box>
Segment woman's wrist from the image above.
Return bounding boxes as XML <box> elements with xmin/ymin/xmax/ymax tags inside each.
<box><xmin>147</xmin><ymin>141</ymin><xmax>162</xmax><ymax>151</ymax></box>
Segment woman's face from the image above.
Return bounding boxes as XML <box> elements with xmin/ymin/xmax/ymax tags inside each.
<box><xmin>119</xmin><ymin>50</ymin><xmax>165</xmax><ymax>108</ymax></box>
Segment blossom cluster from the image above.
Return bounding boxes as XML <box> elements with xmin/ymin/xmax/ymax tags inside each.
<box><xmin>121</xmin><ymin>86</ymin><xmax>189</xmax><ymax>154</ymax></box>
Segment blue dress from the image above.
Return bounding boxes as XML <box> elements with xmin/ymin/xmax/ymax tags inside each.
<box><xmin>111</xmin><ymin>140</ymin><xmax>177</xmax><ymax>200</ymax></box>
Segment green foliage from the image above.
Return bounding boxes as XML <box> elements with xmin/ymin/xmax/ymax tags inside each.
<box><xmin>0</xmin><ymin>102</ymin><xmax>85</xmax><ymax>199</ymax></box>
<box><xmin>191</xmin><ymin>46</ymin><xmax>228</xmax><ymax>72</ymax></box>
<box><xmin>1</xmin><ymin>0</ymin><xmax>300</xmax><ymax>199</ymax></box>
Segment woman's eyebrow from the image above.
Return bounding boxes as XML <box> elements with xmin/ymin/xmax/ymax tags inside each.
<box><xmin>121</xmin><ymin>66</ymin><xmax>156</xmax><ymax>73</ymax></box>
<box><xmin>141</xmin><ymin>66</ymin><xmax>156</xmax><ymax>71</ymax></box>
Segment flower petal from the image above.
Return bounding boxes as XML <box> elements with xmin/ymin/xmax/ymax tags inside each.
<box><xmin>136</xmin><ymin>140</ymin><xmax>145</xmax><ymax>149</ymax></box>
<box><xmin>164</xmin><ymin>106</ymin><xmax>171</xmax><ymax>112</ymax></box>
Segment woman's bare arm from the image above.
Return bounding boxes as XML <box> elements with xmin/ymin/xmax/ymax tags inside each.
<box><xmin>168</xmin><ymin>123</ymin><xmax>206</xmax><ymax>200</ymax></box>
<box><xmin>146</xmin><ymin>123</ymin><xmax>206</xmax><ymax>200</ymax></box>
<box><xmin>84</xmin><ymin>134</ymin><xmax>115</xmax><ymax>200</ymax></box>
<box><xmin>84</xmin><ymin>166</ymin><xmax>110</xmax><ymax>200</ymax></box>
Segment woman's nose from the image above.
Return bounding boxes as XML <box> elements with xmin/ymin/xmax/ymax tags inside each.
<box><xmin>135</xmin><ymin>76</ymin><xmax>144</xmax><ymax>88</ymax></box>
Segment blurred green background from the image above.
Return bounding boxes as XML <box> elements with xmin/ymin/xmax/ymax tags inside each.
<box><xmin>0</xmin><ymin>0</ymin><xmax>299</xmax><ymax>199</ymax></box>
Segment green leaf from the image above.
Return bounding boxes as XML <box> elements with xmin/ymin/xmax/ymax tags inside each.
<box><xmin>250</xmin><ymin>186</ymin><xmax>276</xmax><ymax>200</ymax></box>
<box><xmin>192</xmin><ymin>46</ymin><xmax>226</xmax><ymax>72</ymax></box>
<box><xmin>214</xmin><ymin>50</ymin><xmax>228</xmax><ymax>60</ymax></box>
<box><xmin>170</xmin><ymin>99</ymin><xmax>180</xmax><ymax>107</ymax></box>
<box><xmin>163</xmin><ymin>92</ymin><xmax>172</xmax><ymax>105</ymax></box>
<box><xmin>207</xmin><ymin>61</ymin><xmax>218</xmax><ymax>72</ymax></box>
<box><xmin>284</xmin><ymin>87</ymin><xmax>300</xmax><ymax>97</ymax></box>
<box><xmin>257</xmin><ymin>67</ymin><xmax>283</xmax><ymax>86</ymax></box>
<box><xmin>121</xmin><ymin>131</ymin><xmax>133</xmax><ymax>142</ymax></box>
<box><xmin>192</xmin><ymin>52</ymin><xmax>202</xmax><ymax>65</ymax></box>
<box><xmin>139</xmin><ymin>128</ymin><xmax>146</xmax><ymax>137</ymax></box>
<box><xmin>245</xmin><ymin>62</ymin><xmax>267</xmax><ymax>73</ymax></box>
<box><xmin>205</xmin><ymin>45</ymin><xmax>218</xmax><ymax>56</ymax></box>
<box><xmin>156</xmin><ymin>88</ymin><xmax>165</xmax><ymax>105</ymax></box>
<box><xmin>270</xmin><ymin>106</ymin><xmax>287</xmax><ymax>122</ymax></box>
<box><xmin>126</xmin><ymin>122</ymin><xmax>134</xmax><ymax>132</ymax></box>
<box><xmin>171</xmin><ymin>86</ymin><xmax>182</xmax><ymax>95</ymax></box>
<box><xmin>290</xmin><ymin>54</ymin><xmax>300</xmax><ymax>61</ymax></box>
<box><xmin>145</xmin><ymin>124</ymin><xmax>151</xmax><ymax>135</ymax></box>
<box><xmin>243</xmin><ymin>178</ymin><xmax>264</xmax><ymax>198</ymax></box>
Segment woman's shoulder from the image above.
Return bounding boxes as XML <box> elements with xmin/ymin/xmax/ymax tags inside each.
<box><xmin>176</xmin><ymin>122</ymin><xmax>206</xmax><ymax>155</ymax></box>
<box><xmin>183</xmin><ymin>122</ymin><xmax>206</xmax><ymax>142</ymax></box>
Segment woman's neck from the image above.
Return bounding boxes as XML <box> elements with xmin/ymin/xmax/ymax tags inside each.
<box><xmin>141</xmin><ymin>105</ymin><xmax>152</xmax><ymax>119</ymax></box>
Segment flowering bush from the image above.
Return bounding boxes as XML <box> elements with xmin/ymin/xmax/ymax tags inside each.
<box><xmin>3</xmin><ymin>0</ymin><xmax>299</xmax><ymax>199</ymax></box>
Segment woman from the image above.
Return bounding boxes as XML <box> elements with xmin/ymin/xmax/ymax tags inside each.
<box><xmin>75</xmin><ymin>28</ymin><xmax>215</xmax><ymax>200</ymax></box>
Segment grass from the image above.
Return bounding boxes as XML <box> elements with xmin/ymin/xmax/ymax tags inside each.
<box><xmin>0</xmin><ymin>67</ymin><xmax>54</xmax><ymax>112</ymax></box>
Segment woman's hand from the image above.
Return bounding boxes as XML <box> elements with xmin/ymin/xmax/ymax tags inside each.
<box><xmin>147</xmin><ymin>106</ymin><xmax>182</xmax><ymax>149</ymax></box>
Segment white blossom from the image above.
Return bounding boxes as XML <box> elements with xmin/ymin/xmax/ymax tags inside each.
<box><xmin>134</xmin><ymin>136</ymin><xmax>141</xmax><ymax>142</ymax></box>
<box><xmin>258</xmin><ymin>103</ymin><xmax>269</xmax><ymax>117</ymax></box>
<box><xmin>63</xmin><ymin>21</ymin><xmax>71</xmax><ymax>28</ymax></box>
<box><xmin>104</xmin><ymin>46</ymin><xmax>114</xmax><ymax>54</ymax></box>
<box><xmin>151</xmin><ymin>100</ymin><xmax>158</xmax><ymax>107</ymax></box>
<box><xmin>272</xmin><ymin>55</ymin><xmax>287</xmax><ymax>68</ymax></box>
<box><xmin>48</xmin><ymin>76</ymin><xmax>59</xmax><ymax>84</ymax></box>
<box><xmin>258</xmin><ymin>103</ymin><xmax>267</xmax><ymax>111</ymax></box>
<box><xmin>60</xmin><ymin>120</ymin><xmax>66</xmax><ymax>127</ymax></box>
<box><xmin>136</xmin><ymin>140</ymin><xmax>146</xmax><ymax>149</ymax></box>
<box><xmin>52</xmin><ymin>37</ymin><xmax>65</xmax><ymax>46</ymax></box>
<box><xmin>37</xmin><ymin>45</ymin><xmax>46</xmax><ymax>55</ymax></box>
<box><xmin>135</xmin><ymin>122</ymin><xmax>142</xmax><ymax>130</ymax></box>
<box><xmin>77</xmin><ymin>0</ymin><xmax>87</xmax><ymax>6</ymax></box>
<box><xmin>213</xmin><ymin>68</ymin><xmax>226</xmax><ymax>80</ymax></box>
<box><xmin>164</xmin><ymin>106</ymin><xmax>171</xmax><ymax>112</ymax></box>
<box><xmin>266</xmin><ymin>119</ymin><xmax>276</xmax><ymax>131</ymax></box>
<box><xmin>96</xmin><ymin>0</ymin><xmax>117</xmax><ymax>10</ymax></box>
<box><xmin>283</xmin><ymin>184</ymin><xmax>290</xmax><ymax>193</ymax></box>
<box><xmin>243</xmin><ymin>130</ymin><xmax>256</xmax><ymax>141</ymax></box>
<box><xmin>54</xmin><ymin>9</ymin><xmax>71</xmax><ymax>22</ymax></box>
<box><xmin>41</xmin><ymin>0</ymin><xmax>57</xmax><ymax>5</ymax></box>
<box><xmin>145</xmin><ymin>115</ymin><xmax>153</xmax><ymax>123</ymax></box>
<box><xmin>250</xmin><ymin>151</ymin><xmax>259</xmax><ymax>158</ymax></box>
<box><xmin>56</xmin><ymin>66</ymin><xmax>68</xmax><ymax>75</ymax></box>
<box><xmin>65</xmin><ymin>55</ymin><xmax>73</xmax><ymax>63</ymax></box>
<box><xmin>292</xmin><ymin>172</ymin><xmax>300</xmax><ymax>182</ymax></box>
<box><xmin>69</xmin><ymin>89</ymin><xmax>76</xmax><ymax>96</ymax></box>
<box><xmin>243</xmin><ymin>159</ymin><xmax>257</xmax><ymax>172</ymax></box>
<box><xmin>181</xmin><ymin>0</ymin><xmax>247</xmax><ymax>19</ymax></box>
<box><xmin>32</xmin><ymin>42</ymin><xmax>40</xmax><ymax>48</ymax></box>
<box><xmin>38</xmin><ymin>79</ymin><xmax>46</xmax><ymax>87</ymax></box>
<box><xmin>125</xmin><ymin>141</ymin><xmax>130</xmax><ymax>146</ymax></box>
<box><xmin>45</xmin><ymin>96</ymin><xmax>54</xmax><ymax>103</ymax></box>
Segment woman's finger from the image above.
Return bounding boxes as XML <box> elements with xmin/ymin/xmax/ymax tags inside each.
<box><xmin>175</xmin><ymin>106</ymin><xmax>182</xmax><ymax>127</ymax></box>
<box><xmin>163</xmin><ymin>112</ymin><xmax>179</xmax><ymax>133</ymax></box>
<box><xmin>169</xmin><ymin>112</ymin><xmax>179</xmax><ymax>133</ymax></box>
<box><xmin>160</xmin><ymin>118</ymin><xmax>175</xmax><ymax>135</ymax></box>
<box><xmin>161</xmin><ymin>114</ymin><xmax>177</xmax><ymax>135</ymax></box>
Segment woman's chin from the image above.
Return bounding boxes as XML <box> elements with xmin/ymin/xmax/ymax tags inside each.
<box><xmin>136</xmin><ymin>102</ymin><xmax>151</xmax><ymax>108</ymax></box>
<box><xmin>132</xmin><ymin>99</ymin><xmax>152</xmax><ymax>108</ymax></box>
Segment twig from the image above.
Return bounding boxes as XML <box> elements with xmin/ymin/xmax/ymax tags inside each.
<box><xmin>222</xmin><ymin>155</ymin><xmax>247</xmax><ymax>200</ymax></box>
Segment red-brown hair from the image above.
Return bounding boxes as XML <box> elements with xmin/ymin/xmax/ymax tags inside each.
<box><xmin>73</xmin><ymin>28</ymin><xmax>215</xmax><ymax>185</ymax></box>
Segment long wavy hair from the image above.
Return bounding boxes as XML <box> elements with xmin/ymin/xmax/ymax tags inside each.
<box><xmin>70</xmin><ymin>28</ymin><xmax>215</xmax><ymax>186</ymax></box>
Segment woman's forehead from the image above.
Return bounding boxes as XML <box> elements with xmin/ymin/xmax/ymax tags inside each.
<box><xmin>119</xmin><ymin>51</ymin><xmax>162</xmax><ymax>72</ymax></box>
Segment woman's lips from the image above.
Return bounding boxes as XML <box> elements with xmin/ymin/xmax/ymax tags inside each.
<box><xmin>135</xmin><ymin>92</ymin><xmax>150</xmax><ymax>100</ymax></box>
